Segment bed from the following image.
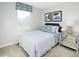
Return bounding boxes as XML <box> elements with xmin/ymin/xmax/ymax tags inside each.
<box><xmin>18</xmin><ymin>23</ymin><xmax>60</xmax><ymax>57</ymax></box>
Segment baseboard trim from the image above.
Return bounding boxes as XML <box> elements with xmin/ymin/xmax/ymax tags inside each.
<box><xmin>0</xmin><ymin>41</ymin><xmax>19</xmax><ymax>48</ymax></box>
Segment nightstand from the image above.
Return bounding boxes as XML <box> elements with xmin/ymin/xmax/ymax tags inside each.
<box><xmin>60</xmin><ymin>26</ymin><xmax>79</xmax><ymax>53</ymax></box>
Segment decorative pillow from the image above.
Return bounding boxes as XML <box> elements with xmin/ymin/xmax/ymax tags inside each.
<box><xmin>40</xmin><ymin>26</ymin><xmax>59</xmax><ymax>33</ymax></box>
<box><xmin>40</xmin><ymin>26</ymin><xmax>51</xmax><ymax>33</ymax></box>
<box><xmin>44</xmin><ymin>26</ymin><xmax>51</xmax><ymax>32</ymax></box>
<box><xmin>40</xmin><ymin>27</ymin><xmax>45</xmax><ymax>31</ymax></box>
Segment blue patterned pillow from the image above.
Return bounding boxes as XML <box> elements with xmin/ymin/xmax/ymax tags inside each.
<box><xmin>40</xmin><ymin>27</ymin><xmax>45</xmax><ymax>31</ymax></box>
<box><xmin>40</xmin><ymin>26</ymin><xmax>51</xmax><ymax>33</ymax></box>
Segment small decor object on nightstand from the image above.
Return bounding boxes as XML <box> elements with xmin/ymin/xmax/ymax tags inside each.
<box><xmin>51</xmin><ymin>11</ymin><xmax>62</xmax><ymax>22</ymax></box>
<box><xmin>44</xmin><ymin>13</ymin><xmax>51</xmax><ymax>22</ymax></box>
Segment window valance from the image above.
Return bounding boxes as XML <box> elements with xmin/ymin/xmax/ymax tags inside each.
<box><xmin>16</xmin><ymin>2</ymin><xmax>32</xmax><ymax>12</ymax></box>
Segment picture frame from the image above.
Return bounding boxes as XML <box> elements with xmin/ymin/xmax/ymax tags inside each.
<box><xmin>51</xmin><ymin>11</ymin><xmax>62</xmax><ymax>22</ymax></box>
<box><xmin>44</xmin><ymin>13</ymin><xmax>51</xmax><ymax>22</ymax></box>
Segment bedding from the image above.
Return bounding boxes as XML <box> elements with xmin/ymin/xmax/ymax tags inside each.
<box><xmin>18</xmin><ymin>30</ymin><xmax>58</xmax><ymax>57</ymax></box>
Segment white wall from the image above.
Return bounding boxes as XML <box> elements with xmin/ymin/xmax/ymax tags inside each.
<box><xmin>41</xmin><ymin>2</ymin><xmax>79</xmax><ymax>32</ymax></box>
<box><xmin>31</xmin><ymin>7</ymin><xmax>41</xmax><ymax>30</ymax></box>
<box><xmin>0</xmin><ymin>2</ymin><xmax>17</xmax><ymax>47</ymax></box>
<box><xmin>0</xmin><ymin>2</ymin><xmax>41</xmax><ymax>47</ymax></box>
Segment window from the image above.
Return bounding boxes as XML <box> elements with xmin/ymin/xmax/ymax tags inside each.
<box><xmin>16</xmin><ymin>2</ymin><xmax>32</xmax><ymax>32</ymax></box>
<box><xmin>17</xmin><ymin>10</ymin><xmax>31</xmax><ymax>19</ymax></box>
<box><xmin>17</xmin><ymin>10</ymin><xmax>31</xmax><ymax>22</ymax></box>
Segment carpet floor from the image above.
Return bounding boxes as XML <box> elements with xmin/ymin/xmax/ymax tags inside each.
<box><xmin>0</xmin><ymin>44</ymin><xmax>79</xmax><ymax>57</ymax></box>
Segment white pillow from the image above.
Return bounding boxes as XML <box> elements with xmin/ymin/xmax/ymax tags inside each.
<box><xmin>56</xmin><ymin>27</ymin><xmax>59</xmax><ymax>33</ymax></box>
<box><xmin>47</xmin><ymin>26</ymin><xmax>58</xmax><ymax>33</ymax></box>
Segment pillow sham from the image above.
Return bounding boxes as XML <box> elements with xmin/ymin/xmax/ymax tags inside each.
<box><xmin>47</xmin><ymin>26</ymin><xmax>58</xmax><ymax>33</ymax></box>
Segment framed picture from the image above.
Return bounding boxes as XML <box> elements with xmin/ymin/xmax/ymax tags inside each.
<box><xmin>44</xmin><ymin>13</ymin><xmax>51</xmax><ymax>22</ymax></box>
<box><xmin>52</xmin><ymin>11</ymin><xmax>62</xmax><ymax>22</ymax></box>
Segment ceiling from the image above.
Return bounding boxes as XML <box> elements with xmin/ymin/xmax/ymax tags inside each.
<box><xmin>23</xmin><ymin>2</ymin><xmax>64</xmax><ymax>10</ymax></box>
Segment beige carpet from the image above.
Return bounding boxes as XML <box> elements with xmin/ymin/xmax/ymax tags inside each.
<box><xmin>0</xmin><ymin>44</ymin><xmax>79</xmax><ymax>57</ymax></box>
